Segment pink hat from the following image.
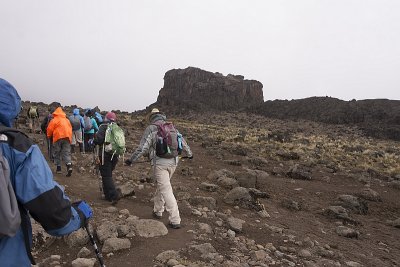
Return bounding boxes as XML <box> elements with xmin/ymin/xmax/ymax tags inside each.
<box><xmin>105</xmin><ymin>112</ymin><xmax>116</xmax><ymax>122</ymax></box>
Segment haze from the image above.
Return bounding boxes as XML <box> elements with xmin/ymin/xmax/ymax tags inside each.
<box><xmin>1</xmin><ymin>0</ymin><xmax>399</xmax><ymax>112</ymax></box>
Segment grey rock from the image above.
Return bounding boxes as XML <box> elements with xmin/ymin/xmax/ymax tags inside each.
<box><xmin>287</xmin><ymin>164</ymin><xmax>312</xmax><ymax>180</ymax></box>
<box><xmin>336</xmin><ymin>226</ymin><xmax>359</xmax><ymax>238</ymax></box>
<box><xmin>345</xmin><ymin>261</ymin><xmax>363</xmax><ymax>267</ymax></box>
<box><xmin>102</xmin><ymin>238</ymin><xmax>131</xmax><ymax>253</ymax></box>
<box><xmin>190</xmin><ymin>243</ymin><xmax>217</xmax><ymax>256</ymax></box>
<box><xmin>227</xmin><ymin>217</ymin><xmax>245</xmax><ymax>233</ymax></box>
<box><xmin>224</xmin><ymin>187</ymin><xmax>252</xmax><ymax>206</ymax></box>
<box><xmin>134</xmin><ymin>219</ymin><xmax>168</xmax><ymax>237</ymax></box>
<box><xmin>155</xmin><ymin>250</ymin><xmax>180</xmax><ymax>263</ymax></box>
<box><xmin>77</xmin><ymin>247</ymin><xmax>91</xmax><ymax>258</ymax></box>
<box><xmin>189</xmin><ymin>196</ymin><xmax>217</xmax><ymax>210</ymax></box>
<box><xmin>197</xmin><ymin>223</ymin><xmax>213</xmax><ymax>234</ymax></box>
<box><xmin>71</xmin><ymin>258</ymin><xmax>96</xmax><ymax>267</ymax></box>
<box><xmin>117</xmin><ymin>182</ymin><xmax>135</xmax><ymax>197</ymax></box>
<box><xmin>336</xmin><ymin>195</ymin><xmax>368</xmax><ymax>215</ymax></box>
<box><xmin>298</xmin><ymin>249</ymin><xmax>312</xmax><ymax>258</ymax></box>
<box><xmin>281</xmin><ymin>198</ymin><xmax>301</xmax><ymax>211</ymax></box>
<box><xmin>199</xmin><ymin>182</ymin><xmax>219</xmax><ymax>192</ymax></box>
<box><xmin>356</xmin><ymin>188</ymin><xmax>382</xmax><ymax>202</ymax></box>
<box><xmin>64</xmin><ymin>228</ymin><xmax>89</xmax><ymax>247</ymax></box>
<box><xmin>96</xmin><ymin>221</ymin><xmax>118</xmax><ymax>244</ymax></box>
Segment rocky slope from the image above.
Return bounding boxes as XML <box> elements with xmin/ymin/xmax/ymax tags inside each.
<box><xmin>250</xmin><ymin>97</ymin><xmax>400</xmax><ymax>141</ymax></box>
<box><xmin>16</xmin><ymin>102</ymin><xmax>400</xmax><ymax>267</ymax></box>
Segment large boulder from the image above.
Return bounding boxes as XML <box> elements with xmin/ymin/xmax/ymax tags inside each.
<box><xmin>156</xmin><ymin>67</ymin><xmax>263</xmax><ymax>111</ymax></box>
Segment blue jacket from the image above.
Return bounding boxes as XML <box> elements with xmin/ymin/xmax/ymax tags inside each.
<box><xmin>72</xmin><ymin>108</ymin><xmax>85</xmax><ymax>130</ymax></box>
<box><xmin>0</xmin><ymin>78</ymin><xmax>83</xmax><ymax>267</ymax></box>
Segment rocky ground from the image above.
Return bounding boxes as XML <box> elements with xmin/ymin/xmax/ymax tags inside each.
<box><xmin>20</xmin><ymin>106</ymin><xmax>400</xmax><ymax>267</ymax></box>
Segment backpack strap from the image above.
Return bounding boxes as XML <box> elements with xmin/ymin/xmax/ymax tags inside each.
<box><xmin>0</xmin><ymin>125</ymin><xmax>36</xmax><ymax>265</ymax></box>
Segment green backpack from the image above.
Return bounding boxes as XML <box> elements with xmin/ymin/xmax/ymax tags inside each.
<box><xmin>104</xmin><ymin>122</ymin><xmax>126</xmax><ymax>156</ymax></box>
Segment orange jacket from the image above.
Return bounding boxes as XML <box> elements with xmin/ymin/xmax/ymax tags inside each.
<box><xmin>46</xmin><ymin>107</ymin><xmax>72</xmax><ymax>143</ymax></box>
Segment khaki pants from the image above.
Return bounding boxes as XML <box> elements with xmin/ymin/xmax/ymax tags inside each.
<box><xmin>153</xmin><ymin>165</ymin><xmax>180</xmax><ymax>224</ymax></box>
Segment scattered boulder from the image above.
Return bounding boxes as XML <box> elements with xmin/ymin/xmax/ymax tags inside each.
<box><xmin>101</xmin><ymin>238</ymin><xmax>131</xmax><ymax>253</ymax></box>
<box><xmin>155</xmin><ymin>250</ymin><xmax>180</xmax><ymax>263</ymax></box>
<box><xmin>134</xmin><ymin>219</ymin><xmax>168</xmax><ymax>238</ymax></box>
<box><xmin>64</xmin><ymin>228</ymin><xmax>89</xmax><ymax>247</ymax></box>
<box><xmin>227</xmin><ymin>217</ymin><xmax>245</xmax><ymax>233</ymax></box>
<box><xmin>287</xmin><ymin>164</ymin><xmax>312</xmax><ymax>180</ymax></box>
<box><xmin>281</xmin><ymin>198</ymin><xmax>301</xmax><ymax>211</ymax></box>
<box><xmin>335</xmin><ymin>195</ymin><xmax>368</xmax><ymax>215</ymax></box>
<box><xmin>356</xmin><ymin>188</ymin><xmax>382</xmax><ymax>202</ymax></box>
<box><xmin>117</xmin><ymin>183</ymin><xmax>136</xmax><ymax>197</ymax></box>
<box><xmin>199</xmin><ymin>182</ymin><xmax>219</xmax><ymax>192</ymax></box>
<box><xmin>323</xmin><ymin>206</ymin><xmax>359</xmax><ymax>225</ymax></box>
<box><xmin>336</xmin><ymin>226</ymin><xmax>359</xmax><ymax>238</ymax></box>
<box><xmin>224</xmin><ymin>187</ymin><xmax>268</xmax><ymax>211</ymax></box>
<box><xmin>71</xmin><ymin>258</ymin><xmax>96</xmax><ymax>267</ymax></box>
<box><xmin>189</xmin><ymin>196</ymin><xmax>217</xmax><ymax>210</ymax></box>
<box><xmin>95</xmin><ymin>221</ymin><xmax>118</xmax><ymax>244</ymax></box>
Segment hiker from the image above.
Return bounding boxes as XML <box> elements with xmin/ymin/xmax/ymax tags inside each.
<box><xmin>93</xmin><ymin>111</ymin><xmax>123</xmax><ymax>204</ymax></box>
<box><xmin>13</xmin><ymin>106</ymin><xmax>22</xmax><ymax>129</ymax></box>
<box><xmin>125</xmin><ymin>108</ymin><xmax>193</xmax><ymax>229</ymax></box>
<box><xmin>27</xmin><ymin>105</ymin><xmax>39</xmax><ymax>133</ymax></box>
<box><xmin>0</xmin><ymin>78</ymin><xmax>92</xmax><ymax>267</ymax></box>
<box><xmin>68</xmin><ymin>108</ymin><xmax>85</xmax><ymax>153</ymax></box>
<box><xmin>46</xmin><ymin>107</ymin><xmax>73</xmax><ymax>176</ymax></box>
<box><xmin>83</xmin><ymin>109</ymin><xmax>99</xmax><ymax>153</ymax></box>
<box><xmin>94</xmin><ymin>111</ymin><xmax>103</xmax><ymax>126</ymax></box>
<box><xmin>40</xmin><ymin>107</ymin><xmax>57</xmax><ymax>161</ymax></box>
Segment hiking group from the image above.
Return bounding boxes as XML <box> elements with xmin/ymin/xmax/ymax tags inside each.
<box><xmin>1</xmin><ymin>78</ymin><xmax>193</xmax><ymax>266</ymax></box>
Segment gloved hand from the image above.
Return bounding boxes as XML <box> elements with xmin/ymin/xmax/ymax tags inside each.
<box><xmin>124</xmin><ymin>159</ymin><xmax>133</xmax><ymax>166</ymax></box>
<box><xmin>72</xmin><ymin>201</ymin><xmax>93</xmax><ymax>227</ymax></box>
<box><xmin>88</xmin><ymin>139</ymin><xmax>94</xmax><ymax>146</ymax></box>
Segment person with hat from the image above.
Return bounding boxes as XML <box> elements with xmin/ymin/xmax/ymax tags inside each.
<box><xmin>125</xmin><ymin>108</ymin><xmax>193</xmax><ymax>229</ymax></box>
<box><xmin>83</xmin><ymin>109</ymin><xmax>99</xmax><ymax>153</ymax></box>
<box><xmin>93</xmin><ymin>111</ymin><xmax>122</xmax><ymax>204</ymax></box>
<box><xmin>0</xmin><ymin>78</ymin><xmax>92</xmax><ymax>266</ymax></box>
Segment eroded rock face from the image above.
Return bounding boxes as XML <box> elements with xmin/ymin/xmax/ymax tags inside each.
<box><xmin>156</xmin><ymin>67</ymin><xmax>263</xmax><ymax>111</ymax></box>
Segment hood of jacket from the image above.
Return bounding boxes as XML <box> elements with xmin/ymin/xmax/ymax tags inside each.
<box><xmin>73</xmin><ymin>108</ymin><xmax>80</xmax><ymax>116</ymax></box>
<box><xmin>52</xmin><ymin>107</ymin><xmax>66</xmax><ymax>118</ymax></box>
<box><xmin>0</xmin><ymin>78</ymin><xmax>21</xmax><ymax>127</ymax></box>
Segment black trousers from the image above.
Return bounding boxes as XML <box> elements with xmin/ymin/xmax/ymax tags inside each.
<box><xmin>99</xmin><ymin>152</ymin><xmax>119</xmax><ymax>201</ymax></box>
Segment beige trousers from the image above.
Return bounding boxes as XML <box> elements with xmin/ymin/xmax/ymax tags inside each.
<box><xmin>153</xmin><ymin>165</ymin><xmax>180</xmax><ymax>224</ymax></box>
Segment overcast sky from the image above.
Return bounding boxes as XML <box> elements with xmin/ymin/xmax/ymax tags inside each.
<box><xmin>1</xmin><ymin>0</ymin><xmax>399</xmax><ymax>112</ymax></box>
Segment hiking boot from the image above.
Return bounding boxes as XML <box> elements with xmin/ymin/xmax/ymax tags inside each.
<box><xmin>152</xmin><ymin>211</ymin><xmax>162</xmax><ymax>219</ymax></box>
<box><xmin>56</xmin><ymin>165</ymin><xmax>62</xmax><ymax>174</ymax></box>
<box><xmin>168</xmin><ymin>222</ymin><xmax>181</xmax><ymax>229</ymax></box>
<box><xmin>66</xmin><ymin>163</ymin><xmax>73</xmax><ymax>177</ymax></box>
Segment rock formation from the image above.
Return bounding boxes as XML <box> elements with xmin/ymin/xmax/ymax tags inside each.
<box><xmin>156</xmin><ymin>67</ymin><xmax>263</xmax><ymax>111</ymax></box>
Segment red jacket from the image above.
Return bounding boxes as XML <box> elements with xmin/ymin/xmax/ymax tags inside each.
<box><xmin>46</xmin><ymin>107</ymin><xmax>72</xmax><ymax>143</ymax></box>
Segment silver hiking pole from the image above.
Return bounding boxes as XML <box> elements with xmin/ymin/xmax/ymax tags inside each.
<box><xmin>84</xmin><ymin>222</ymin><xmax>106</xmax><ymax>267</ymax></box>
<box><xmin>94</xmin><ymin>145</ymin><xmax>104</xmax><ymax>197</ymax></box>
<box><xmin>82</xmin><ymin>130</ymin><xmax>85</xmax><ymax>154</ymax></box>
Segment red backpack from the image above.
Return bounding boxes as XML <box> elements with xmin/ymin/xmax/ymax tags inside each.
<box><xmin>152</xmin><ymin>121</ymin><xmax>182</xmax><ymax>158</ymax></box>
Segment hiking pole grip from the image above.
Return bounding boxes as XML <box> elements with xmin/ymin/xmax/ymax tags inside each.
<box><xmin>84</xmin><ymin>223</ymin><xmax>106</xmax><ymax>267</ymax></box>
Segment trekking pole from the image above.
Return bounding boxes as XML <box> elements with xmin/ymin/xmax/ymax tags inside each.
<box><xmin>84</xmin><ymin>222</ymin><xmax>106</xmax><ymax>267</ymax></box>
<box><xmin>94</xmin><ymin>145</ymin><xmax>104</xmax><ymax>196</ymax></box>
<box><xmin>82</xmin><ymin>130</ymin><xmax>85</xmax><ymax>154</ymax></box>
